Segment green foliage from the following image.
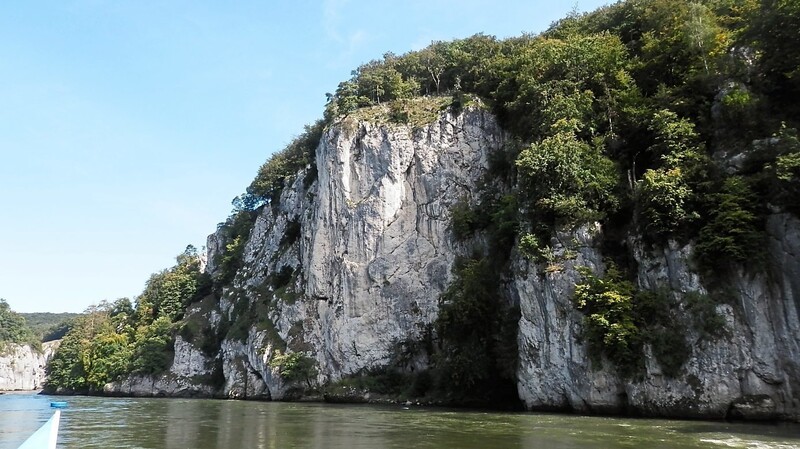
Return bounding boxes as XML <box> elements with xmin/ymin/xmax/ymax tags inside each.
<box><xmin>746</xmin><ymin>0</ymin><xmax>800</xmax><ymax>97</ymax></box>
<box><xmin>45</xmin><ymin>307</ymin><xmax>130</xmax><ymax>392</ymax></box>
<box><xmin>86</xmin><ymin>332</ymin><xmax>133</xmax><ymax>387</ymax></box>
<box><xmin>213</xmin><ymin>210</ymin><xmax>257</xmax><ymax>288</ymax></box>
<box><xmin>685</xmin><ymin>291</ymin><xmax>728</xmax><ymax>340</ymax></box>
<box><xmin>244</xmin><ymin>120</ymin><xmax>325</xmax><ymax>207</ymax></box>
<box><xmin>756</xmin><ymin>125</ymin><xmax>800</xmax><ymax>214</ymax></box>
<box><xmin>137</xmin><ymin>246</ymin><xmax>204</xmax><ymax>324</ymax></box>
<box><xmin>573</xmin><ymin>268</ymin><xmax>705</xmax><ymax>377</ymax></box>
<box><xmin>635</xmin><ymin>109</ymin><xmax>710</xmax><ymax>240</ymax></box>
<box><xmin>450</xmin><ymin>199</ymin><xmax>480</xmax><ymax>240</ymax></box>
<box><xmin>0</xmin><ymin>299</ymin><xmax>37</xmax><ymax>351</ymax></box>
<box><xmin>45</xmin><ymin>301</ymin><xmax>179</xmax><ymax>392</ymax></box>
<box><xmin>573</xmin><ymin>265</ymin><xmax>641</xmax><ymax>376</ymax></box>
<box><xmin>637</xmin><ymin>167</ymin><xmax>694</xmax><ymax>237</ymax></box>
<box><xmin>633</xmin><ymin>289</ymin><xmax>691</xmax><ymax>377</ymax></box>
<box><xmin>518</xmin><ymin>233</ymin><xmax>544</xmax><ymax>261</ymax></box>
<box><xmin>136</xmin><ymin>250</ymin><xmax>199</xmax><ymax>323</ymax></box>
<box><xmin>435</xmin><ymin>258</ymin><xmax>518</xmax><ymax>398</ymax></box>
<box><xmin>695</xmin><ymin>176</ymin><xmax>764</xmax><ymax>271</ymax></box>
<box><xmin>18</xmin><ymin>312</ymin><xmax>79</xmax><ymax>343</ymax></box>
<box><xmin>269</xmin><ymin>350</ymin><xmax>318</xmax><ymax>388</ymax></box>
<box><xmin>130</xmin><ymin>316</ymin><xmax>174</xmax><ymax>375</ymax></box>
<box><xmin>721</xmin><ymin>85</ymin><xmax>755</xmax><ymax>121</ymax></box>
<box><xmin>46</xmin><ymin>248</ymin><xmax>203</xmax><ymax>391</ymax></box>
<box><xmin>517</xmin><ymin>131</ymin><xmax>618</xmax><ymax>228</ymax></box>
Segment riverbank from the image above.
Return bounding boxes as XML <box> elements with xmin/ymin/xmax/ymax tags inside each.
<box><xmin>44</xmin><ymin>384</ymin><xmax>800</xmax><ymax>424</ymax></box>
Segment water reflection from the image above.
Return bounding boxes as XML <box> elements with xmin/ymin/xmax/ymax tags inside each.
<box><xmin>1</xmin><ymin>393</ymin><xmax>798</xmax><ymax>449</ymax></box>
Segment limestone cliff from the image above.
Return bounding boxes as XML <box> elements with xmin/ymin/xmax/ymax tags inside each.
<box><xmin>516</xmin><ymin>215</ymin><xmax>800</xmax><ymax>421</ymax></box>
<box><xmin>127</xmin><ymin>107</ymin><xmax>798</xmax><ymax>421</ymax></box>
<box><xmin>204</xmin><ymin>107</ymin><xmax>502</xmax><ymax>399</ymax></box>
<box><xmin>0</xmin><ymin>341</ymin><xmax>58</xmax><ymax>391</ymax></box>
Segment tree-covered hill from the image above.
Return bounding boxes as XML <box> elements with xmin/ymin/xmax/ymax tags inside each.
<box><xmin>19</xmin><ymin>312</ymin><xmax>80</xmax><ymax>342</ymax></box>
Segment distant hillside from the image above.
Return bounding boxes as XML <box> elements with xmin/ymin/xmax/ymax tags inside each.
<box><xmin>20</xmin><ymin>312</ymin><xmax>79</xmax><ymax>342</ymax></box>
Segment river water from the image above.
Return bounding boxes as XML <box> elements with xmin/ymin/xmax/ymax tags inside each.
<box><xmin>1</xmin><ymin>392</ymin><xmax>798</xmax><ymax>448</ymax></box>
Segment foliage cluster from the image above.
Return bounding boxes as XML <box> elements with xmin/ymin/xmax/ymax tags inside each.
<box><xmin>434</xmin><ymin>257</ymin><xmax>519</xmax><ymax>402</ymax></box>
<box><xmin>45</xmin><ymin>247</ymin><xmax>206</xmax><ymax>392</ymax></box>
<box><xmin>573</xmin><ymin>265</ymin><xmax>726</xmax><ymax>378</ymax></box>
<box><xmin>0</xmin><ymin>299</ymin><xmax>38</xmax><ymax>352</ymax></box>
<box><xmin>18</xmin><ymin>312</ymin><xmax>79</xmax><ymax>342</ymax></box>
<box><xmin>239</xmin><ymin>120</ymin><xmax>325</xmax><ymax>210</ymax></box>
<box><xmin>269</xmin><ymin>350</ymin><xmax>317</xmax><ymax>388</ymax></box>
<box><xmin>322</xmin><ymin>0</ymin><xmax>797</xmax><ymax>272</ymax></box>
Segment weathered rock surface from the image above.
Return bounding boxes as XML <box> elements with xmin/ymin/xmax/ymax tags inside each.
<box><xmin>516</xmin><ymin>214</ymin><xmax>800</xmax><ymax>421</ymax></box>
<box><xmin>205</xmin><ymin>108</ymin><xmax>502</xmax><ymax>399</ymax></box>
<box><xmin>0</xmin><ymin>341</ymin><xmax>58</xmax><ymax>391</ymax></box>
<box><xmin>114</xmin><ymin>108</ymin><xmax>799</xmax><ymax>421</ymax></box>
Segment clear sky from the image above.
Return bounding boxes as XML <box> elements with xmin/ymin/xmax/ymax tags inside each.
<box><xmin>0</xmin><ymin>0</ymin><xmax>609</xmax><ymax>313</ymax></box>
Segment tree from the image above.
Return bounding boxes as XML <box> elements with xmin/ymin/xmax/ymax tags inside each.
<box><xmin>130</xmin><ymin>316</ymin><xmax>174</xmax><ymax>375</ymax></box>
<box><xmin>136</xmin><ymin>247</ymin><xmax>204</xmax><ymax>324</ymax></box>
<box><xmin>695</xmin><ymin>177</ymin><xmax>764</xmax><ymax>270</ymax></box>
<box><xmin>747</xmin><ymin>0</ymin><xmax>800</xmax><ymax>95</ymax></box>
<box><xmin>516</xmin><ymin>131</ymin><xmax>618</xmax><ymax>228</ymax></box>
<box><xmin>45</xmin><ymin>308</ymin><xmax>124</xmax><ymax>392</ymax></box>
<box><xmin>573</xmin><ymin>265</ymin><xmax>641</xmax><ymax>376</ymax></box>
<box><xmin>635</xmin><ymin>109</ymin><xmax>708</xmax><ymax>239</ymax></box>
<box><xmin>0</xmin><ymin>299</ymin><xmax>35</xmax><ymax>349</ymax></box>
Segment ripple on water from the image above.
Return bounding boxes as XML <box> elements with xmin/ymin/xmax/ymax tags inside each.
<box><xmin>2</xmin><ymin>395</ymin><xmax>800</xmax><ymax>449</ymax></box>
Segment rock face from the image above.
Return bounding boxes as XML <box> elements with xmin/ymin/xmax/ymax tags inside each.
<box><xmin>103</xmin><ymin>335</ymin><xmax>217</xmax><ymax>398</ymax></box>
<box><xmin>0</xmin><ymin>341</ymin><xmax>58</xmax><ymax>391</ymax></box>
<box><xmin>133</xmin><ymin>107</ymin><xmax>798</xmax><ymax>421</ymax></box>
<box><xmin>202</xmin><ymin>108</ymin><xmax>502</xmax><ymax>399</ymax></box>
<box><xmin>516</xmin><ymin>215</ymin><xmax>800</xmax><ymax>421</ymax></box>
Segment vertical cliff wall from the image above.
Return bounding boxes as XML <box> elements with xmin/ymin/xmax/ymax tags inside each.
<box><xmin>134</xmin><ymin>106</ymin><xmax>799</xmax><ymax>421</ymax></box>
<box><xmin>0</xmin><ymin>342</ymin><xmax>58</xmax><ymax>391</ymax></box>
<box><xmin>180</xmin><ymin>107</ymin><xmax>503</xmax><ymax>399</ymax></box>
<box><xmin>516</xmin><ymin>214</ymin><xmax>800</xmax><ymax>421</ymax></box>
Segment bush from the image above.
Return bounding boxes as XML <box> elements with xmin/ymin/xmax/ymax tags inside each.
<box><xmin>685</xmin><ymin>291</ymin><xmax>728</xmax><ymax>340</ymax></box>
<box><xmin>450</xmin><ymin>200</ymin><xmax>480</xmax><ymax>240</ymax></box>
<box><xmin>131</xmin><ymin>317</ymin><xmax>174</xmax><ymax>375</ymax></box>
<box><xmin>0</xmin><ymin>299</ymin><xmax>37</xmax><ymax>351</ymax></box>
<box><xmin>636</xmin><ymin>167</ymin><xmax>695</xmax><ymax>237</ymax></box>
<box><xmin>270</xmin><ymin>350</ymin><xmax>318</xmax><ymax>388</ymax></box>
<box><xmin>573</xmin><ymin>265</ymin><xmax>642</xmax><ymax>376</ymax></box>
<box><xmin>246</xmin><ymin>120</ymin><xmax>325</xmax><ymax>205</ymax></box>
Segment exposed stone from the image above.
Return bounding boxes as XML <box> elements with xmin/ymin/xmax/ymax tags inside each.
<box><xmin>0</xmin><ymin>341</ymin><xmax>58</xmax><ymax>391</ymax></box>
<box><xmin>197</xmin><ymin>107</ymin><xmax>503</xmax><ymax>400</ymax></box>
<box><xmin>516</xmin><ymin>215</ymin><xmax>800</xmax><ymax>421</ymax></box>
<box><xmin>126</xmin><ymin>108</ymin><xmax>800</xmax><ymax>421</ymax></box>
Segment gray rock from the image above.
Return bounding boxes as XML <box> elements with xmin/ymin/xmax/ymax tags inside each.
<box><xmin>0</xmin><ymin>341</ymin><xmax>58</xmax><ymax>391</ymax></box>
<box><xmin>124</xmin><ymin>107</ymin><xmax>800</xmax><ymax>421</ymax></box>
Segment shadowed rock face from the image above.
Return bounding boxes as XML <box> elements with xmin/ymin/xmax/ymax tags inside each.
<box><xmin>515</xmin><ymin>215</ymin><xmax>800</xmax><ymax>421</ymax></box>
<box><xmin>113</xmin><ymin>108</ymin><xmax>799</xmax><ymax>421</ymax></box>
<box><xmin>0</xmin><ymin>341</ymin><xmax>58</xmax><ymax>391</ymax></box>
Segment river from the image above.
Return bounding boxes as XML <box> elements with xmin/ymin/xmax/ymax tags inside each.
<box><xmin>1</xmin><ymin>392</ymin><xmax>798</xmax><ymax>448</ymax></box>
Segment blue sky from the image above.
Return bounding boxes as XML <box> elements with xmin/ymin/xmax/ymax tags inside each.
<box><xmin>0</xmin><ymin>0</ymin><xmax>609</xmax><ymax>313</ymax></box>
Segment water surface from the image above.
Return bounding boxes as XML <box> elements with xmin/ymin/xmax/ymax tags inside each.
<box><xmin>1</xmin><ymin>392</ymin><xmax>798</xmax><ymax>448</ymax></box>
